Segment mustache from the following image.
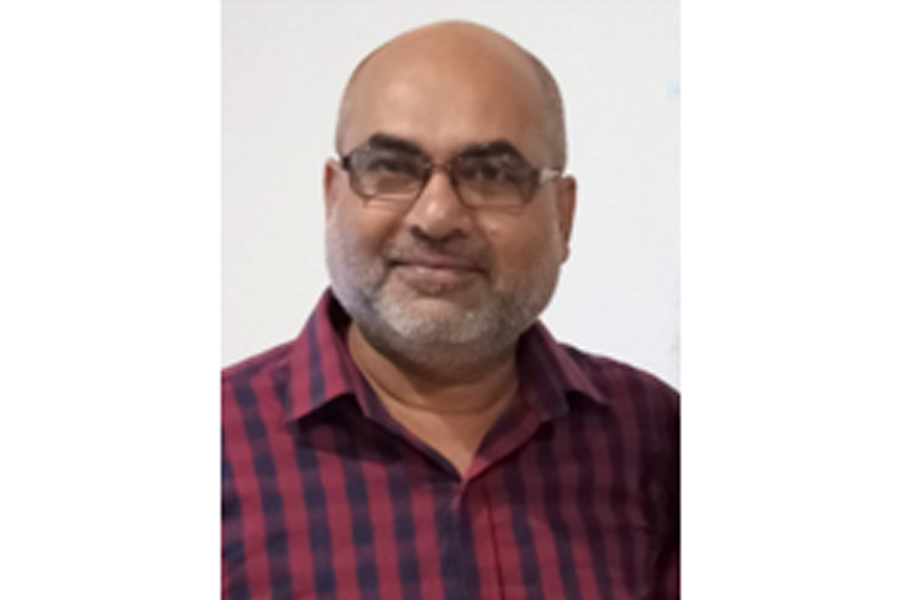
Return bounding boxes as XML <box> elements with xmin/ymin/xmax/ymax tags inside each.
<box><xmin>383</xmin><ymin>238</ymin><xmax>491</xmax><ymax>272</ymax></box>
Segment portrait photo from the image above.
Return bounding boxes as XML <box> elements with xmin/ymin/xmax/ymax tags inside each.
<box><xmin>222</xmin><ymin>2</ymin><xmax>680</xmax><ymax>598</ymax></box>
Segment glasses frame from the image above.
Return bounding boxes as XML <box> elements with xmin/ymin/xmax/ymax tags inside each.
<box><xmin>338</xmin><ymin>142</ymin><xmax>563</xmax><ymax>210</ymax></box>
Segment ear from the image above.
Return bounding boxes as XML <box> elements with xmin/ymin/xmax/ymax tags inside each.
<box><xmin>323</xmin><ymin>158</ymin><xmax>342</xmax><ymax>216</ymax></box>
<box><xmin>555</xmin><ymin>175</ymin><xmax>577</xmax><ymax>262</ymax></box>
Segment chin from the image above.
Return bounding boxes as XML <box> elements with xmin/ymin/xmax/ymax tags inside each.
<box><xmin>377</xmin><ymin>300</ymin><xmax>490</xmax><ymax>346</ymax></box>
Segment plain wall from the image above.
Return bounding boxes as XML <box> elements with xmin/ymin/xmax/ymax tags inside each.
<box><xmin>223</xmin><ymin>0</ymin><xmax>680</xmax><ymax>387</ymax></box>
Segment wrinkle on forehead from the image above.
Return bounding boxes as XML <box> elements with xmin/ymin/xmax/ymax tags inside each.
<box><xmin>335</xmin><ymin>21</ymin><xmax>566</xmax><ymax>168</ymax></box>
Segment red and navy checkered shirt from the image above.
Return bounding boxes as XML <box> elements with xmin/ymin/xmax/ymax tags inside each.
<box><xmin>222</xmin><ymin>291</ymin><xmax>680</xmax><ymax>600</ymax></box>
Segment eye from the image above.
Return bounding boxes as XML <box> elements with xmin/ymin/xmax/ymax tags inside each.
<box><xmin>456</xmin><ymin>155</ymin><xmax>528</xmax><ymax>185</ymax></box>
<box><xmin>475</xmin><ymin>162</ymin><xmax>506</xmax><ymax>181</ymax></box>
<box><xmin>361</xmin><ymin>152</ymin><xmax>422</xmax><ymax>178</ymax></box>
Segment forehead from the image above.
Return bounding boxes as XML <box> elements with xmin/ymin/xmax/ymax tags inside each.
<box><xmin>340</xmin><ymin>41</ymin><xmax>551</xmax><ymax>164</ymax></box>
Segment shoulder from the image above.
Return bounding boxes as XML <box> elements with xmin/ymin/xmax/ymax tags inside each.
<box><xmin>221</xmin><ymin>341</ymin><xmax>298</xmax><ymax>458</ymax></box>
<box><xmin>561</xmin><ymin>344</ymin><xmax>679</xmax><ymax>419</ymax></box>
<box><xmin>223</xmin><ymin>340</ymin><xmax>294</xmax><ymax>381</ymax></box>
<box><xmin>221</xmin><ymin>340</ymin><xmax>295</xmax><ymax>401</ymax></box>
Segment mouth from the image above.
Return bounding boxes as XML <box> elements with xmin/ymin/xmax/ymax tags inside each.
<box><xmin>389</xmin><ymin>256</ymin><xmax>485</xmax><ymax>293</ymax></box>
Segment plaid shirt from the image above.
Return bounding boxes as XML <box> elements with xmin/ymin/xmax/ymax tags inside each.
<box><xmin>222</xmin><ymin>291</ymin><xmax>679</xmax><ymax>600</ymax></box>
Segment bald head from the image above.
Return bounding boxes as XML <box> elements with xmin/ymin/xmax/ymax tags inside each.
<box><xmin>335</xmin><ymin>21</ymin><xmax>567</xmax><ymax>169</ymax></box>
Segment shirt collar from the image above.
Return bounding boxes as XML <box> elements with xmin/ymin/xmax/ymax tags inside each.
<box><xmin>284</xmin><ymin>290</ymin><xmax>359</xmax><ymax>422</ymax></box>
<box><xmin>284</xmin><ymin>289</ymin><xmax>608</xmax><ymax>423</ymax></box>
<box><xmin>515</xmin><ymin>320</ymin><xmax>609</xmax><ymax>418</ymax></box>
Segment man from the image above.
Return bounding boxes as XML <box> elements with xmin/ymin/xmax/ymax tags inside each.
<box><xmin>223</xmin><ymin>20</ymin><xmax>679</xmax><ymax>600</ymax></box>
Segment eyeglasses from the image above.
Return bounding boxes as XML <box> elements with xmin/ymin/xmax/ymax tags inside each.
<box><xmin>338</xmin><ymin>136</ymin><xmax>562</xmax><ymax>210</ymax></box>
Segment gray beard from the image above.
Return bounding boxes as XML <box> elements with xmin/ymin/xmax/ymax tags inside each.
<box><xmin>326</xmin><ymin>225</ymin><xmax>561</xmax><ymax>376</ymax></box>
<box><xmin>337</xmin><ymin>279</ymin><xmax>533</xmax><ymax>374</ymax></box>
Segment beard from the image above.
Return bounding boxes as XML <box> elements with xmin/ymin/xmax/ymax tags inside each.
<box><xmin>325</xmin><ymin>217</ymin><xmax>563</xmax><ymax>371</ymax></box>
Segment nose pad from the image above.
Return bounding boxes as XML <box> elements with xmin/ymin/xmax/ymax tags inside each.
<box><xmin>416</xmin><ymin>162</ymin><xmax>466</xmax><ymax>204</ymax></box>
<box><xmin>405</xmin><ymin>163</ymin><xmax>471</xmax><ymax>240</ymax></box>
<box><xmin>423</xmin><ymin>163</ymin><xmax>458</xmax><ymax>197</ymax></box>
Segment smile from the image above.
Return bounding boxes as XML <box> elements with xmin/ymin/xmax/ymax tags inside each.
<box><xmin>390</xmin><ymin>261</ymin><xmax>484</xmax><ymax>293</ymax></box>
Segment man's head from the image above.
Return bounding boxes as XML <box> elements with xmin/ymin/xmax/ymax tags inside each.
<box><xmin>334</xmin><ymin>23</ymin><xmax>568</xmax><ymax>172</ymax></box>
<box><xmin>324</xmin><ymin>21</ymin><xmax>576</xmax><ymax>373</ymax></box>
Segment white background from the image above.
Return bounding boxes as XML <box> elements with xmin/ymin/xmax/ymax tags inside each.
<box><xmin>222</xmin><ymin>1</ymin><xmax>681</xmax><ymax>387</ymax></box>
<box><xmin>3</xmin><ymin>1</ymin><xmax>899</xmax><ymax>598</ymax></box>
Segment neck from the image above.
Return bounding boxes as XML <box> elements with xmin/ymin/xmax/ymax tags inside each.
<box><xmin>347</xmin><ymin>323</ymin><xmax>519</xmax><ymax>415</ymax></box>
<box><xmin>346</xmin><ymin>323</ymin><xmax>519</xmax><ymax>475</ymax></box>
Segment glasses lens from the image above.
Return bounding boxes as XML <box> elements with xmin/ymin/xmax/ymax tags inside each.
<box><xmin>349</xmin><ymin>149</ymin><xmax>425</xmax><ymax>200</ymax></box>
<box><xmin>452</xmin><ymin>154</ymin><xmax>535</xmax><ymax>207</ymax></box>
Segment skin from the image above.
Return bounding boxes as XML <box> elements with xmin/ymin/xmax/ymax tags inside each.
<box><xmin>323</xmin><ymin>22</ymin><xmax>577</xmax><ymax>475</ymax></box>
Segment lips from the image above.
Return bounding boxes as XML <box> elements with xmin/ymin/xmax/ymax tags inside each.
<box><xmin>388</xmin><ymin>253</ymin><xmax>485</xmax><ymax>292</ymax></box>
<box><xmin>387</xmin><ymin>243</ymin><xmax>487</xmax><ymax>270</ymax></box>
<box><xmin>393</xmin><ymin>256</ymin><xmax>480</xmax><ymax>271</ymax></box>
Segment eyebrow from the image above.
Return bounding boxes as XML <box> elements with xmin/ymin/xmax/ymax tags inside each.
<box><xmin>363</xmin><ymin>134</ymin><xmax>527</xmax><ymax>162</ymax></box>
<box><xmin>365</xmin><ymin>134</ymin><xmax>427</xmax><ymax>156</ymax></box>
<box><xmin>457</xmin><ymin>140</ymin><xmax>526</xmax><ymax>162</ymax></box>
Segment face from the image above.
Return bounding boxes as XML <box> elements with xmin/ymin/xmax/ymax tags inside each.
<box><xmin>324</xmin><ymin>39</ymin><xmax>575</xmax><ymax>363</ymax></box>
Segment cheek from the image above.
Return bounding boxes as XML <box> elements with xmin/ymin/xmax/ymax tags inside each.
<box><xmin>478</xmin><ymin>213</ymin><xmax>563</xmax><ymax>276</ymax></box>
<box><xmin>330</xmin><ymin>200</ymin><xmax>399</xmax><ymax>256</ymax></box>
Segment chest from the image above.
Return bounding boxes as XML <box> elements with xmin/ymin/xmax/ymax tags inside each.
<box><xmin>223</xmin><ymin>411</ymin><xmax>653</xmax><ymax>600</ymax></box>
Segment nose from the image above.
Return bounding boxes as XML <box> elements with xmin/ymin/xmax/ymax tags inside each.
<box><xmin>403</xmin><ymin>164</ymin><xmax>473</xmax><ymax>241</ymax></box>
